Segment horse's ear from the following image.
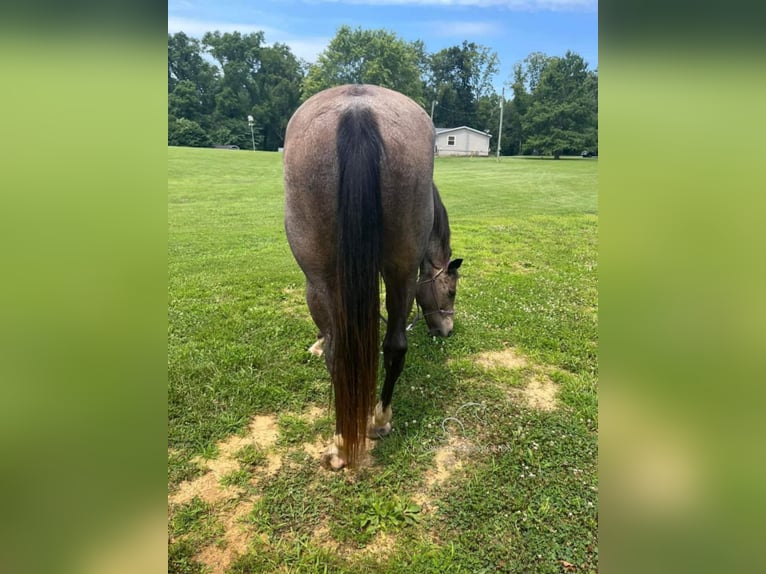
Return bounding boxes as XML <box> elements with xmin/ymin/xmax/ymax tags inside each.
<box><xmin>448</xmin><ymin>258</ymin><xmax>463</xmax><ymax>274</ymax></box>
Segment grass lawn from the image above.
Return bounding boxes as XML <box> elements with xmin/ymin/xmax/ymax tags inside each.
<box><xmin>168</xmin><ymin>147</ymin><xmax>598</xmax><ymax>573</ymax></box>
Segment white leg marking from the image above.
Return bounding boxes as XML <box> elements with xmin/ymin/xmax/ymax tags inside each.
<box><xmin>322</xmin><ymin>434</ymin><xmax>346</xmax><ymax>470</ymax></box>
<box><xmin>367</xmin><ymin>402</ymin><xmax>393</xmax><ymax>439</ymax></box>
<box><xmin>308</xmin><ymin>337</ymin><xmax>325</xmax><ymax>357</ymax></box>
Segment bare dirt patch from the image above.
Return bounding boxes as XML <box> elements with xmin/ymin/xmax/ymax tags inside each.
<box><xmin>195</xmin><ymin>500</ymin><xmax>264</xmax><ymax>574</ymax></box>
<box><xmin>409</xmin><ymin>436</ymin><xmax>470</xmax><ymax>516</ymax></box>
<box><xmin>169</xmin><ymin>406</ymin><xmax>394</xmax><ymax>570</ymax></box>
<box><xmin>475</xmin><ymin>347</ymin><xmax>529</xmax><ymax>370</ymax></box>
<box><xmin>470</xmin><ymin>348</ymin><xmax>559</xmax><ymax>412</ymax></box>
<box><xmin>169</xmin><ymin>413</ymin><xmax>283</xmax><ymax>570</ymax></box>
<box><xmin>170</xmin><ymin>414</ymin><xmax>280</xmax><ymax>506</ymax></box>
<box><xmin>511</xmin><ymin>375</ymin><xmax>558</xmax><ymax>412</ymax></box>
<box><xmin>425</xmin><ymin>438</ymin><xmax>466</xmax><ymax>488</ymax></box>
<box><xmin>359</xmin><ymin>530</ymin><xmax>396</xmax><ymax>558</ymax></box>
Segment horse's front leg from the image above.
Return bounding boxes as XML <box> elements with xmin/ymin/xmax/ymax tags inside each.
<box><xmin>368</xmin><ymin>277</ymin><xmax>413</xmax><ymax>439</ymax></box>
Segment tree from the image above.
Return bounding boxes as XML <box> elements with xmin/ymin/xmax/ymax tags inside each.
<box><xmin>251</xmin><ymin>43</ymin><xmax>303</xmax><ymax>150</ymax></box>
<box><xmin>520</xmin><ymin>51</ymin><xmax>597</xmax><ymax>158</ymax></box>
<box><xmin>302</xmin><ymin>26</ymin><xmax>424</xmax><ymax>103</ymax></box>
<box><xmin>426</xmin><ymin>41</ymin><xmax>499</xmax><ymax>128</ymax></box>
<box><xmin>168</xmin><ymin>33</ymin><xmax>218</xmax><ymax>127</ymax></box>
<box><xmin>168</xmin><ymin>117</ymin><xmax>212</xmax><ymax>148</ymax></box>
<box><xmin>197</xmin><ymin>31</ymin><xmax>303</xmax><ymax>150</ymax></box>
<box><xmin>202</xmin><ymin>31</ymin><xmax>265</xmax><ymax>121</ymax></box>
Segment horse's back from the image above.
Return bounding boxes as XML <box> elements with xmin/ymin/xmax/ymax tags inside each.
<box><xmin>284</xmin><ymin>85</ymin><xmax>435</xmax><ymax>279</ymax></box>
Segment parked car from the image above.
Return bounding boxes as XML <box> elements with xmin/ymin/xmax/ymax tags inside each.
<box><xmin>581</xmin><ymin>150</ymin><xmax>596</xmax><ymax>158</ymax></box>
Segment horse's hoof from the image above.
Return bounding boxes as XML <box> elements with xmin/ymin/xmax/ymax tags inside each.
<box><xmin>367</xmin><ymin>422</ymin><xmax>392</xmax><ymax>439</ymax></box>
<box><xmin>322</xmin><ymin>436</ymin><xmax>346</xmax><ymax>470</ymax></box>
<box><xmin>367</xmin><ymin>402</ymin><xmax>393</xmax><ymax>439</ymax></box>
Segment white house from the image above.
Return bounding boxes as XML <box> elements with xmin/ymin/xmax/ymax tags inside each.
<box><xmin>434</xmin><ymin>126</ymin><xmax>492</xmax><ymax>157</ymax></box>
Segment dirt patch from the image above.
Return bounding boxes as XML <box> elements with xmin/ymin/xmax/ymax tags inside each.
<box><xmin>475</xmin><ymin>347</ymin><xmax>529</xmax><ymax>370</ymax></box>
<box><xmin>470</xmin><ymin>348</ymin><xmax>559</xmax><ymax>412</ymax></box>
<box><xmin>409</xmin><ymin>436</ymin><xmax>469</xmax><ymax>515</ymax></box>
<box><xmin>512</xmin><ymin>375</ymin><xmax>558</xmax><ymax>411</ymax></box>
<box><xmin>423</xmin><ymin>437</ymin><xmax>466</xmax><ymax>489</ymax></box>
<box><xmin>195</xmin><ymin>500</ymin><xmax>264</xmax><ymax>574</ymax></box>
<box><xmin>310</xmin><ymin>523</ymin><xmax>340</xmax><ymax>553</ymax></box>
<box><xmin>170</xmin><ymin>414</ymin><xmax>280</xmax><ymax>506</ymax></box>
<box><xmin>359</xmin><ymin>530</ymin><xmax>396</xmax><ymax>558</ymax></box>
<box><xmin>248</xmin><ymin>414</ymin><xmax>280</xmax><ymax>448</ymax></box>
<box><xmin>301</xmin><ymin>435</ymin><xmax>329</xmax><ymax>459</ymax></box>
<box><xmin>169</xmin><ymin>406</ymin><xmax>393</xmax><ymax>570</ymax></box>
<box><xmin>168</xmin><ymin>413</ymin><xmax>282</xmax><ymax>570</ymax></box>
<box><xmin>305</xmin><ymin>405</ymin><xmax>327</xmax><ymax>420</ymax></box>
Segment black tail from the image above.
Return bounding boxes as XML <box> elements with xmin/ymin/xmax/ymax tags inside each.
<box><xmin>331</xmin><ymin>107</ymin><xmax>384</xmax><ymax>466</ymax></box>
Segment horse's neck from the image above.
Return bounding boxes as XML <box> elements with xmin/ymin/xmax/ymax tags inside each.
<box><xmin>423</xmin><ymin>185</ymin><xmax>450</xmax><ymax>274</ymax></box>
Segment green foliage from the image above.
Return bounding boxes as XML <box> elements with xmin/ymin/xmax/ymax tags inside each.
<box><xmin>168</xmin><ymin>30</ymin><xmax>303</xmax><ymax>150</ymax></box>
<box><xmin>427</xmin><ymin>41</ymin><xmax>499</xmax><ymax>128</ymax></box>
<box><xmin>358</xmin><ymin>495</ymin><xmax>421</xmax><ymax>535</ymax></box>
<box><xmin>170</xmin><ymin>497</ymin><xmax>212</xmax><ymax>537</ymax></box>
<box><xmin>168</xmin><ymin>117</ymin><xmax>211</xmax><ymax>148</ymax></box>
<box><xmin>277</xmin><ymin>414</ymin><xmax>313</xmax><ymax>446</ymax></box>
<box><xmin>168</xmin><ymin>29</ymin><xmax>596</xmax><ymax>154</ymax></box>
<box><xmin>168</xmin><ymin>538</ymin><xmax>205</xmax><ymax>574</ymax></box>
<box><xmin>516</xmin><ymin>51</ymin><xmax>598</xmax><ymax>157</ymax></box>
<box><xmin>235</xmin><ymin>444</ymin><xmax>267</xmax><ymax>468</ymax></box>
<box><xmin>302</xmin><ymin>25</ymin><xmax>424</xmax><ymax>103</ymax></box>
<box><xmin>220</xmin><ymin>468</ymin><xmax>251</xmax><ymax>488</ymax></box>
<box><xmin>251</xmin><ymin>43</ymin><xmax>303</xmax><ymax>150</ymax></box>
<box><xmin>168</xmin><ymin>32</ymin><xmax>218</xmax><ymax>126</ymax></box>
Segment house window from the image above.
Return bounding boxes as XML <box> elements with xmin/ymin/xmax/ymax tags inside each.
<box><xmin>447</xmin><ymin>136</ymin><xmax>455</xmax><ymax>146</ymax></box>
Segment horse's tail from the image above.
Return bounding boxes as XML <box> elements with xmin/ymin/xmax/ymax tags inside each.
<box><xmin>332</xmin><ymin>106</ymin><xmax>383</xmax><ymax>466</ymax></box>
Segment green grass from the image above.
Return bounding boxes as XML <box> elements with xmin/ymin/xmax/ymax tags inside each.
<box><xmin>168</xmin><ymin>147</ymin><xmax>597</xmax><ymax>573</ymax></box>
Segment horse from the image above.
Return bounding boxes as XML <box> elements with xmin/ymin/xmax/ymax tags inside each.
<box><xmin>283</xmin><ymin>84</ymin><xmax>462</xmax><ymax>470</ymax></box>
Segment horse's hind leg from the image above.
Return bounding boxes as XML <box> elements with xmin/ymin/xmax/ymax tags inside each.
<box><xmin>306</xmin><ymin>281</ymin><xmax>349</xmax><ymax>469</ymax></box>
<box><xmin>305</xmin><ymin>282</ymin><xmax>329</xmax><ymax>357</ymax></box>
<box><xmin>368</xmin><ymin>275</ymin><xmax>413</xmax><ymax>439</ymax></box>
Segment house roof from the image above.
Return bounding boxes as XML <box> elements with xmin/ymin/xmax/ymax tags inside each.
<box><xmin>435</xmin><ymin>126</ymin><xmax>492</xmax><ymax>138</ymax></box>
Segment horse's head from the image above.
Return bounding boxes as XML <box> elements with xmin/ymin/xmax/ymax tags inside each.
<box><xmin>416</xmin><ymin>258</ymin><xmax>463</xmax><ymax>337</ymax></box>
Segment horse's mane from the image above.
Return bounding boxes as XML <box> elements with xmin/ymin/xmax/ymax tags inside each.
<box><xmin>431</xmin><ymin>183</ymin><xmax>451</xmax><ymax>264</ymax></box>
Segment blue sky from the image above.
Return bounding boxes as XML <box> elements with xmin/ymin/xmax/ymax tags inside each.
<box><xmin>168</xmin><ymin>0</ymin><xmax>598</xmax><ymax>92</ymax></box>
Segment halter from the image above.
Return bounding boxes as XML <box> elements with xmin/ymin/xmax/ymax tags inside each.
<box><xmin>406</xmin><ymin>262</ymin><xmax>454</xmax><ymax>331</ymax></box>
<box><xmin>418</xmin><ymin>266</ymin><xmax>455</xmax><ymax>317</ymax></box>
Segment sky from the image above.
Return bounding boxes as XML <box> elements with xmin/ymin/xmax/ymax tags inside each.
<box><xmin>168</xmin><ymin>0</ymin><xmax>598</xmax><ymax>93</ymax></box>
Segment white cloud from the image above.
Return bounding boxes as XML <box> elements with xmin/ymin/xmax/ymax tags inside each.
<box><xmin>428</xmin><ymin>20</ymin><xmax>503</xmax><ymax>36</ymax></box>
<box><xmin>167</xmin><ymin>17</ymin><xmax>330</xmax><ymax>63</ymax></box>
<box><xmin>304</xmin><ymin>0</ymin><xmax>596</xmax><ymax>11</ymax></box>
<box><xmin>168</xmin><ymin>17</ymin><xmax>280</xmax><ymax>38</ymax></box>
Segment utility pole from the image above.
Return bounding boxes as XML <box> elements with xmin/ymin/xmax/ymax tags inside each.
<box><xmin>496</xmin><ymin>87</ymin><xmax>504</xmax><ymax>159</ymax></box>
<box><xmin>430</xmin><ymin>100</ymin><xmax>438</xmax><ymax>121</ymax></box>
<box><xmin>247</xmin><ymin>115</ymin><xmax>255</xmax><ymax>151</ymax></box>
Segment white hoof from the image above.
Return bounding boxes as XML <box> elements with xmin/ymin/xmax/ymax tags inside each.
<box><xmin>308</xmin><ymin>337</ymin><xmax>325</xmax><ymax>357</ymax></box>
<box><xmin>367</xmin><ymin>402</ymin><xmax>393</xmax><ymax>439</ymax></box>
<box><xmin>322</xmin><ymin>435</ymin><xmax>346</xmax><ymax>470</ymax></box>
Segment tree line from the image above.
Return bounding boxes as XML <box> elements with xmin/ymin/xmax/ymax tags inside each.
<box><xmin>168</xmin><ymin>25</ymin><xmax>597</xmax><ymax>157</ymax></box>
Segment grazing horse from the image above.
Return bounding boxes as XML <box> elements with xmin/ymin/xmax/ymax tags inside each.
<box><xmin>283</xmin><ymin>84</ymin><xmax>462</xmax><ymax>469</ymax></box>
